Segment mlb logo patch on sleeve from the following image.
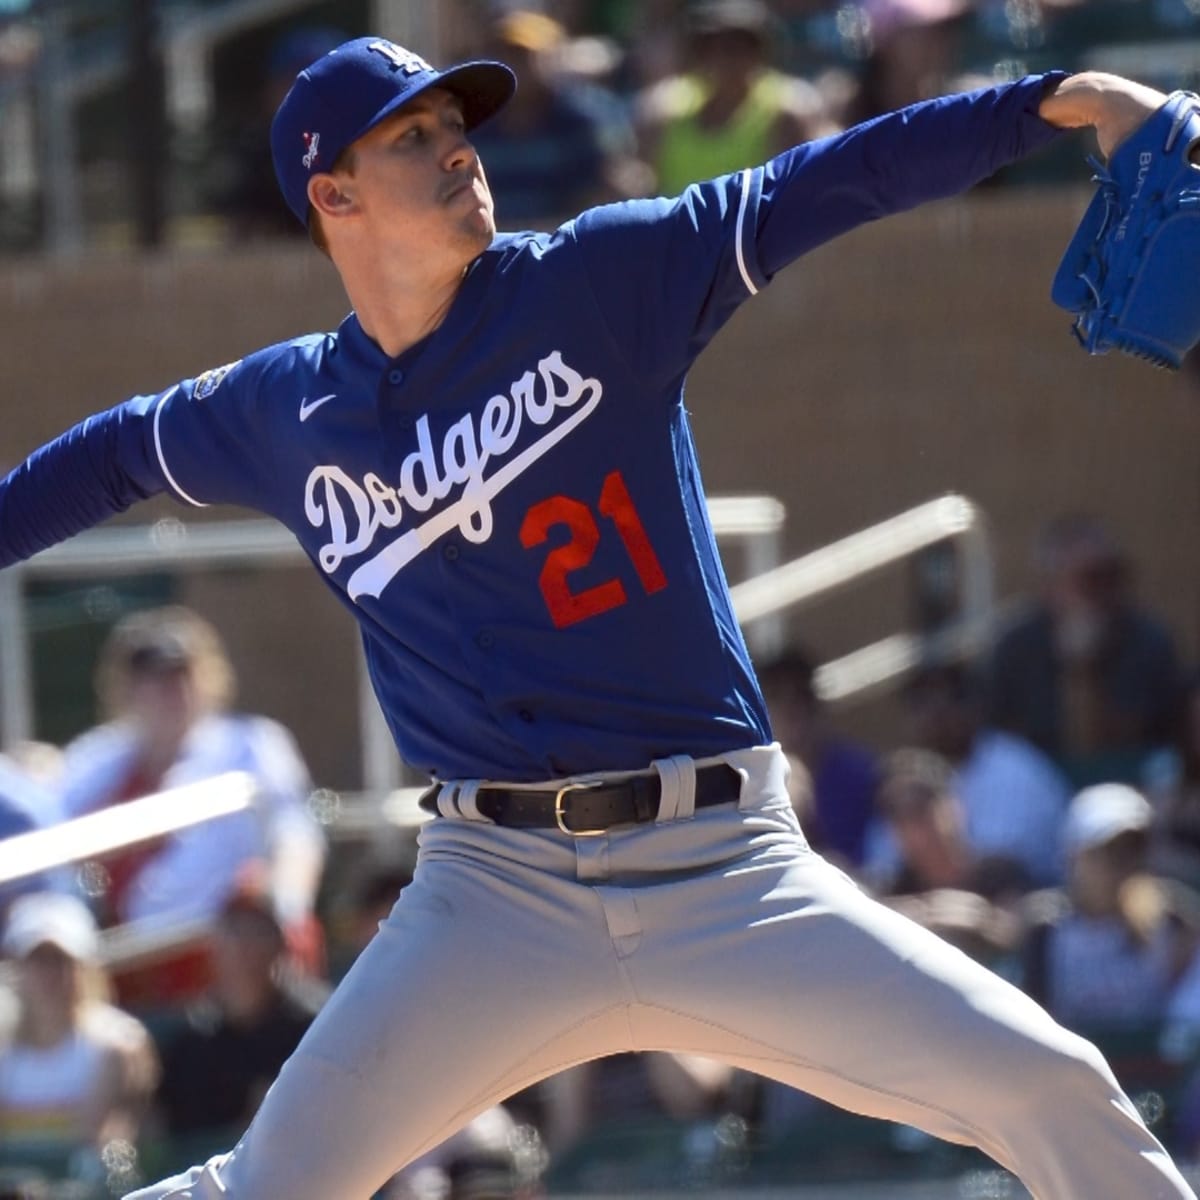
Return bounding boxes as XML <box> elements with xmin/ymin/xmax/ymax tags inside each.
<box><xmin>193</xmin><ymin>360</ymin><xmax>241</xmax><ymax>400</ymax></box>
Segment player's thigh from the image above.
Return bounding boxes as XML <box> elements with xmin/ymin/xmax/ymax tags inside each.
<box><xmin>627</xmin><ymin>841</ymin><xmax>1108</xmax><ymax>1141</ymax></box>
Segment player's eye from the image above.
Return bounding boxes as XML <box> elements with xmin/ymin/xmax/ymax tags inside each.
<box><xmin>392</xmin><ymin>120</ymin><xmax>427</xmax><ymax>143</ymax></box>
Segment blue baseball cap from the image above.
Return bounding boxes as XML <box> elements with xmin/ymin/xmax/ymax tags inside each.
<box><xmin>270</xmin><ymin>36</ymin><xmax>516</xmax><ymax>226</ymax></box>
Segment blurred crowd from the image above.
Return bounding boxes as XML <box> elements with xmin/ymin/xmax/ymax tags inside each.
<box><xmin>0</xmin><ymin>0</ymin><xmax>1199</xmax><ymax>1197</ymax></box>
<box><xmin>203</xmin><ymin>0</ymin><xmax>1200</xmax><ymax>240</ymax></box>
<box><xmin>1</xmin><ymin>0</ymin><xmax>1199</xmax><ymax>252</ymax></box>
<box><xmin>1</xmin><ymin>506</ymin><xmax>1200</xmax><ymax>1196</ymax></box>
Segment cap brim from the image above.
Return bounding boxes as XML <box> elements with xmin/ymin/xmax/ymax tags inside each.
<box><xmin>348</xmin><ymin>60</ymin><xmax>515</xmax><ymax>150</ymax></box>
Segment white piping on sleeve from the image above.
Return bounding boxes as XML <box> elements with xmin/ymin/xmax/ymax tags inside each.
<box><xmin>153</xmin><ymin>393</ymin><xmax>208</xmax><ymax>508</ymax></box>
<box><xmin>734</xmin><ymin>168</ymin><xmax>759</xmax><ymax>297</ymax></box>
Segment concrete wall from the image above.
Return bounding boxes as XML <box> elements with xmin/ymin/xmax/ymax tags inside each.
<box><xmin>2</xmin><ymin>188</ymin><xmax>1196</xmax><ymax>786</ymax></box>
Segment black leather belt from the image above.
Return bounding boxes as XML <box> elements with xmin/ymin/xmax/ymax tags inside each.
<box><xmin>419</xmin><ymin>763</ymin><xmax>742</xmax><ymax>835</ymax></box>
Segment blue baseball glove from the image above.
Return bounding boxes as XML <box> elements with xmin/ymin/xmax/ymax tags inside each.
<box><xmin>1051</xmin><ymin>90</ymin><xmax>1200</xmax><ymax>369</ymax></box>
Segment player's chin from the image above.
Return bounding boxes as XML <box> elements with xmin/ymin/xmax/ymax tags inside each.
<box><xmin>458</xmin><ymin>201</ymin><xmax>496</xmax><ymax>246</ymax></box>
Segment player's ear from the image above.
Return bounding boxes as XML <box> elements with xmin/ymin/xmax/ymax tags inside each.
<box><xmin>307</xmin><ymin>173</ymin><xmax>357</xmax><ymax>221</ymax></box>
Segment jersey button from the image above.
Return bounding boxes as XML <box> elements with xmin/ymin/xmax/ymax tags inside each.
<box><xmin>387</xmin><ymin>368</ymin><xmax>405</xmax><ymax>385</ymax></box>
<box><xmin>476</xmin><ymin>631</ymin><xmax>494</xmax><ymax>650</ymax></box>
<box><xmin>442</xmin><ymin>543</ymin><xmax>460</xmax><ymax>561</ymax></box>
<box><xmin>518</xmin><ymin>708</ymin><xmax>535</xmax><ymax>723</ymax></box>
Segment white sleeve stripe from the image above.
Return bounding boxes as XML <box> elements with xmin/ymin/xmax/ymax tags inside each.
<box><xmin>152</xmin><ymin>393</ymin><xmax>208</xmax><ymax>508</ymax></box>
<box><xmin>734</xmin><ymin>168</ymin><xmax>758</xmax><ymax>297</ymax></box>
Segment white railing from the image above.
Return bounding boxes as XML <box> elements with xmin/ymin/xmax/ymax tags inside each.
<box><xmin>729</xmin><ymin>494</ymin><xmax>993</xmax><ymax>704</ymax></box>
<box><xmin>0</xmin><ymin>771</ymin><xmax>257</xmax><ymax>970</ymax></box>
<box><xmin>0</xmin><ymin>770</ymin><xmax>257</xmax><ymax>887</ymax></box>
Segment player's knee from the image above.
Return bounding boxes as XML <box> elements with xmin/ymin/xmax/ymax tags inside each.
<box><xmin>1017</xmin><ymin>1027</ymin><xmax>1122</xmax><ymax>1115</ymax></box>
<box><xmin>122</xmin><ymin>1154</ymin><xmax>231</xmax><ymax>1199</ymax></box>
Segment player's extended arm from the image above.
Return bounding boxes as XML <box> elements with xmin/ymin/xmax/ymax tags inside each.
<box><xmin>754</xmin><ymin>73</ymin><xmax>1067</xmax><ymax>273</ymax></box>
<box><xmin>753</xmin><ymin>71</ymin><xmax>1179</xmax><ymax>277</ymax></box>
<box><xmin>0</xmin><ymin>401</ymin><xmax>165</xmax><ymax>570</ymax></box>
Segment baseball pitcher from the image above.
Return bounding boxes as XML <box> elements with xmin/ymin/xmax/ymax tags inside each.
<box><xmin>1</xmin><ymin>34</ymin><xmax>1196</xmax><ymax>1200</ymax></box>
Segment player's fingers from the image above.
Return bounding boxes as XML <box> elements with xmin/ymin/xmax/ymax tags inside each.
<box><xmin>1040</xmin><ymin>72</ymin><xmax>1169</xmax><ymax>158</ymax></box>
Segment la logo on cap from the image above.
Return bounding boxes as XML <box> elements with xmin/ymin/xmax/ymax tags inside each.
<box><xmin>368</xmin><ymin>40</ymin><xmax>432</xmax><ymax>75</ymax></box>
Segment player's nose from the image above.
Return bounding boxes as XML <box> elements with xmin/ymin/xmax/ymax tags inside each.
<box><xmin>443</xmin><ymin>134</ymin><xmax>478</xmax><ymax>175</ymax></box>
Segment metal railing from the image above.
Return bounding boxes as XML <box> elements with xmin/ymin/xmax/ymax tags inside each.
<box><xmin>728</xmin><ymin>493</ymin><xmax>994</xmax><ymax>704</ymax></box>
<box><xmin>0</xmin><ymin>772</ymin><xmax>255</xmax><ymax>971</ymax></box>
<box><xmin>0</xmin><ymin>770</ymin><xmax>256</xmax><ymax>887</ymax></box>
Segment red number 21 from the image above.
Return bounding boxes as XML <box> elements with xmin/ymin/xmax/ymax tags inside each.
<box><xmin>520</xmin><ymin>470</ymin><xmax>668</xmax><ymax>629</ymax></box>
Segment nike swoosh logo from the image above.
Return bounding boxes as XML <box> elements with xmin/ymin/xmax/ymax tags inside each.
<box><xmin>299</xmin><ymin>393</ymin><xmax>337</xmax><ymax>422</ymax></box>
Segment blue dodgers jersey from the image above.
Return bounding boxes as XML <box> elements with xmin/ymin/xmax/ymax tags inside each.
<box><xmin>144</xmin><ymin>171</ymin><xmax>773</xmax><ymax>781</ymax></box>
<box><xmin>1</xmin><ymin>77</ymin><xmax>1064</xmax><ymax>782</ymax></box>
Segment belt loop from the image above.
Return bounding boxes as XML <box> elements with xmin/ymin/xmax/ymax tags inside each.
<box><xmin>455</xmin><ymin>780</ymin><xmax>492</xmax><ymax>823</ymax></box>
<box><xmin>434</xmin><ymin>782</ymin><xmax>462</xmax><ymax>819</ymax></box>
<box><xmin>652</xmin><ymin>755</ymin><xmax>696</xmax><ymax>823</ymax></box>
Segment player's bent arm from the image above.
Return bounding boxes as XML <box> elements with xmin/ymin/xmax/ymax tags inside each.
<box><xmin>0</xmin><ymin>399</ymin><xmax>164</xmax><ymax>569</ymax></box>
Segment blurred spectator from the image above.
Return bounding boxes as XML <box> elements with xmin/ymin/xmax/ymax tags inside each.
<box><xmin>383</xmin><ymin>1102</ymin><xmax>540</xmax><ymax>1200</ymax></box>
<box><xmin>1</xmin><ymin>742</ymin><xmax>61</xmax><ymax>792</ymax></box>
<box><xmin>635</xmin><ymin>0</ymin><xmax>834</xmax><ymax>196</ymax></box>
<box><xmin>871</xmin><ymin>748</ymin><xmax>1029</xmax><ymax>966</ymax></box>
<box><xmin>757</xmin><ymin>647</ymin><xmax>880</xmax><ymax>868</ymax></box>
<box><xmin>1147</xmin><ymin>671</ymin><xmax>1200</xmax><ymax>888</ymax></box>
<box><xmin>55</xmin><ymin>606</ymin><xmax>326</xmax><ymax>1004</ymax></box>
<box><xmin>845</xmin><ymin>0</ymin><xmax>973</xmax><ymax>123</ymax></box>
<box><xmin>0</xmin><ymin>755</ymin><xmax>54</xmax><ymax>838</ymax></box>
<box><xmin>326</xmin><ymin>858</ymin><xmax>413</xmax><ymax>982</ymax></box>
<box><xmin>0</xmin><ymin>754</ymin><xmax>58</xmax><ymax>913</ymax></box>
<box><xmin>896</xmin><ymin>661</ymin><xmax>1070</xmax><ymax>885</ymax></box>
<box><xmin>0</xmin><ymin>893</ymin><xmax>158</xmax><ymax>1187</ymax></box>
<box><xmin>987</xmin><ymin>512</ymin><xmax>1183</xmax><ymax>789</ymax></box>
<box><xmin>541</xmin><ymin>1052</ymin><xmax>737</xmax><ymax>1156</ymax></box>
<box><xmin>0</xmin><ymin>1169</ymin><xmax>51</xmax><ymax>1200</ymax></box>
<box><xmin>468</xmin><ymin>10</ymin><xmax>644</xmax><ymax>226</ymax></box>
<box><xmin>152</xmin><ymin>878</ymin><xmax>326</xmax><ymax>1144</ymax></box>
<box><xmin>209</xmin><ymin>26</ymin><xmax>348</xmax><ymax>240</ymax></box>
<box><xmin>1020</xmin><ymin>784</ymin><xmax>1200</xmax><ymax>1032</ymax></box>
<box><xmin>616</xmin><ymin>0</ymin><xmax>691</xmax><ymax>91</ymax></box>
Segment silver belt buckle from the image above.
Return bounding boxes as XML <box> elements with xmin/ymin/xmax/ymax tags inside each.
<box><xmin>554</xmin><ymin>781</ymin><xmax>609</xmax><ymax>837</ymax></box>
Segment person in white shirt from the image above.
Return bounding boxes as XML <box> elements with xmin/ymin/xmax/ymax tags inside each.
<box><xmin>55</xmin><ymin>607</ymin><xmax>326</xmax><ymax>976</ymax></box>
<box><xmin>0</xmin><ymin>892</ymin><xmax>158</xmax><ymax>1186</ymax></box>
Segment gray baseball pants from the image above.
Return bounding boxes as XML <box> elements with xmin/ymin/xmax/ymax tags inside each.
<box><xmin>125</xmin><ymin>744</ymin><xmax>1196</xmax><ymax>1200</ymax></box>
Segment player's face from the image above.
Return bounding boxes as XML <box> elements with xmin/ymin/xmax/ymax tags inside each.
<box><xmin>342</xmin><ymin>90</ymin><xmax>495</xmax><ymax>260</ymax></box>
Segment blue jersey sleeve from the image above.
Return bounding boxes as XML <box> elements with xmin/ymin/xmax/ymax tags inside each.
<box><xmin>0</xmin><ymin>354</ymin><xmax>277</xmax><ymax>569</ymax></box>
<box><xmin>755</xmin><ymin>72</ymin><xmax>1067</xmax><ymax>276</ymax></box>
<box><xmin>567</xmin><ymin>73</ymin><xmax>1065</xmax><ymax>381</ymax></box>
<box><xmin>567</xmin><ymin>170</ymin><xmax>767</xmax><ymax>383</ymax></box>
<box><xmin>0</xmin><ymin>399</ymin><xmax>164</xmax><ymax>567</ymax></box>
<box><xmin>143</xmin><ymin>353</ymin><xmax>279</xmax><ymax>511</ymax></box>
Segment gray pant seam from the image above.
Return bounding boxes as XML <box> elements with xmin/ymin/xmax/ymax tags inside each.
<box><xmin>629</xmin><ymin>1000</ymin><xmax>998</xmax><ymax>1151</ymax></box>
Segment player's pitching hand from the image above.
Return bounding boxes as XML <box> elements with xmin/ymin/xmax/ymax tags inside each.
<box><xmin>1039</xmin><ymin>71</ymin><xmax>1175</xmax><ymax>159</ymax></box>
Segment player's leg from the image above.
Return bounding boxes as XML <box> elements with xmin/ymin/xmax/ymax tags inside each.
<box><xmin>123</xmin><ymin>819</ymin><xmax>637</xmax><ymax>1200</ymax></box>
<box><xmin>617</xmin><ymin>746</ymin><xmax>1195</xmax><ymax>1200</ymax></box>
